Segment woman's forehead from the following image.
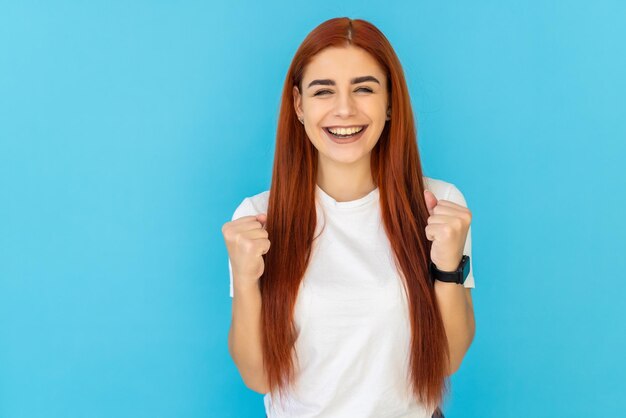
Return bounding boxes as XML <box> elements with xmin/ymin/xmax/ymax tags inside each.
<box><xmin>303</xmin><ymin>47</ymin><xmax>385</xmax><ymax>83</ymax></box>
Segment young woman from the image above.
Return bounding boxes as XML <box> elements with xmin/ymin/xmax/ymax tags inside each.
<box><xmin>222</xmin><ymin>17</ymin><xmax>476</xmax><ymax>418</ymax></box>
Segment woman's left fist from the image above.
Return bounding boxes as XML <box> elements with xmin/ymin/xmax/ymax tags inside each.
<box><xmin>423</xmin><ymin>189</ymin><xmax>472</xmax><ymax>272</ymax></box>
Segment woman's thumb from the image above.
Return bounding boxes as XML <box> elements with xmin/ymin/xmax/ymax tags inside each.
<box><xmin>423</xmin><ymin>189</ymin><xmax>437</xmax><ymax>216</ymax></box>
<box><xmin>257</xmin><ymin>213</ymin><xmax>267</xmax><ymax>228</ymax></box>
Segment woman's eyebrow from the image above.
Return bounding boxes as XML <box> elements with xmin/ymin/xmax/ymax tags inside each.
<box><xmin>307</xmin><ymin>75</ymin><xmax>380</xmax><ymax>89</ymax></box>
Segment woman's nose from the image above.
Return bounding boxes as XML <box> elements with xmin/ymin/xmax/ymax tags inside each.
<box><xmin>333</xmin><ymin>92</ymin><xmax>357</xmax><ymax>117</ymax></box>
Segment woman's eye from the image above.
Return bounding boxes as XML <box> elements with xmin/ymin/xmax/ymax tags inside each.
<box><xmin>314</xmin><ymin>87</ymin><xmax>373</xmax><ymax>96</ymax></box>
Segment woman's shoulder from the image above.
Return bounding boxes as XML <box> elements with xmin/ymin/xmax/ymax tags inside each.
<box><xmin>230</xmin><ymin>189</ymin><xmax>270</xmax><ymax>221</ymax></box>
<box><xmin>422</xmin><ymin>175</ymin><xmax>468</xmax><ymax>208</ymax></box>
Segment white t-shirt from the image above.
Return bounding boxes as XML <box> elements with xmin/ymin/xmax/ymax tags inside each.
<box><xmin>228</xmin><ymin>176</ymin><xmax>475</xmax><ymax>418</ymax></box>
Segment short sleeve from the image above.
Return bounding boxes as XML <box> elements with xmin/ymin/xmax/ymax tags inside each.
<box><xmin>445</xmin><ymin>184</ymin><xmax>475</xmax><ymax>289</ymax></box>
<box><xmin>228</xmin><ymin>197</ymin><xmax>258</xmax><ymax>298</ymax></box>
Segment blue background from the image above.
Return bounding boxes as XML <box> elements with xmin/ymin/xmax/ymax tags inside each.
<box><xmin>1</xmin><ymin>1</ymin><xmax>625</xmax><ymax>417</ymax></box>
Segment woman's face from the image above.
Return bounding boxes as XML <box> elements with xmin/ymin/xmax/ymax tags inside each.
<box><xmin>293</xmin><ymin>45</ymin><xmax>390</xmax><ymax>167</ymax></box>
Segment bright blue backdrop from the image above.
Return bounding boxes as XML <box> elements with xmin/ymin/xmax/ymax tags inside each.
<box><xmin>1</xmin><ymin>1</ymin><xmax>625</xmax><ymax>417</ymax></box>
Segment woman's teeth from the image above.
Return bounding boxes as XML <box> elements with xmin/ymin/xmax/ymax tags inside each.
<box><xmin>326</xmin><ymin>126</ymin><xmax>364</xmax><ymax>137</ymax></box>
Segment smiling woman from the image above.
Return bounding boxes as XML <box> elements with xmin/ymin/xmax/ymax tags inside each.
<box><xmin>223</xmin><ymin>16</ymin><xmax>475</xmax><ymax>418</ymax></box>
<box><xmin>292</xmin><ymin>46</ymin><xmax>391</xmax><ymax>197</ymax></box>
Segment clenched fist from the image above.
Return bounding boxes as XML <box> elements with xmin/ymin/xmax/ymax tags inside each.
<box><xmin>423</xmin><ymin>189</ymin><xmax>472</xmax><ymax>273</ymax></box>
<box><xmin>222</xmin><ymin>213</ymin><xmax>271</xmax><ymax>291</ymax></box>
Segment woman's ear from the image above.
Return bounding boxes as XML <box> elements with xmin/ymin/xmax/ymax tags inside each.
<box><xmin>293</xmin><ymin>86</ymin><xmax>303</xmax><ymax>120</ymax></box>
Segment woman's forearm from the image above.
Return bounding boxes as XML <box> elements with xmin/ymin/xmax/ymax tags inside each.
<box><xmin>228</xmin><ymin>279</ymin><xmax>269</xmax><ymax>393</ymax></box>
<box><xmin>434</xmin><ymin>280</ymin><xmax>476</xmax><ymax>375</ymax></box>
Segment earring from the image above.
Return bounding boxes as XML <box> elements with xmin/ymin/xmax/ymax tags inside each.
<box><xmin>298</xmin><ymin>117</ymin><xmax>304</xmax><ymax>124</ymax></box>
<box><xmin>386</xmin><ymin>108</ymin><xmax>391</xmax><ymax>120</ymax></box>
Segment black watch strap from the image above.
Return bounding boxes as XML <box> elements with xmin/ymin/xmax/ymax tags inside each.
<box><xmin>429</xmin><ymin>255</ymin><xmax>470</xmax><ymax>285</ymax></box>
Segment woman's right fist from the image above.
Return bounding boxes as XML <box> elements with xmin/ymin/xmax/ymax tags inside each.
<box><xmin>222</xmin><ymin>213</ymin><xmax>270</xmax><ymax>290</ymax></box>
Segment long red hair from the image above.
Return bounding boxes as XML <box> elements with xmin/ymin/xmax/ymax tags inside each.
<box><xmin>260</xmin><ymin>17</ymin><xmax>450</xmax><ymax>411</ymax></box>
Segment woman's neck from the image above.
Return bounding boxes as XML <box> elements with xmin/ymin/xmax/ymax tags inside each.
<box><xmin>316</xmin><ymin>156</ymin><xmax>376</xmax><ymax>202</ymax></box>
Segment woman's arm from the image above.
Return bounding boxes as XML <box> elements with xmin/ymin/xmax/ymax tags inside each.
<box><xmin>434</xmin><ymin>282</ymin><xmax>476</xmax><ymax>375</ymax></box>
<box><xmin>228</xmin><ymin>279</ymin><xmax>269</xmax><ymax>393</ymax></box>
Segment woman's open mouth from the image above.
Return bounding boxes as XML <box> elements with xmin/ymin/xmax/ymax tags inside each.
<box><xmin>323</xmin><ymin>125</ymin><xmax>368</xmax><ymax>144</ymax></box>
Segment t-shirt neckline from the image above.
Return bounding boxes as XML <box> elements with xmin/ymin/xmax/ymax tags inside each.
<box><xmin>315</xmin><ymin>184</ymin><xmax>379</xmax><ymax>210</ymax></box>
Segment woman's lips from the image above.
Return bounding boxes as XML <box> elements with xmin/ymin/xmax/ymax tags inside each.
<box><xmin>323</xmin><ymin>125</ymin><xmax>368</xmax><ymax>144</ymax></box>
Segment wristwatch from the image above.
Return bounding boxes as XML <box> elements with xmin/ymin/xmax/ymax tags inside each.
<box><xmin>429</xmin><ymin>255</ymin><xmax>470</xmax><ymax>285</ymax></box>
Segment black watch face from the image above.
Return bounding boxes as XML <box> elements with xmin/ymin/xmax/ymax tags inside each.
<box><xmin>462</xmin><ymin>257</ymin><xmax>470</xmax><ymax>281</ymax></box>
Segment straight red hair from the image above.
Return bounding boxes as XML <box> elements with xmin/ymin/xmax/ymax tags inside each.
<box><xmin>260</xmin><ymin>17</ymin><xmax>450</xmax><ymax>412</ymax></box>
